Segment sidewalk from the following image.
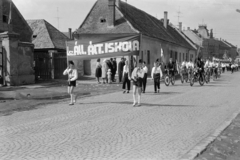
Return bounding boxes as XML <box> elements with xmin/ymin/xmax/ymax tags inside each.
<box><xmin>0</xmin><ymin>75</ymin><xmax>156</xmax><ymax>101</ymax></box>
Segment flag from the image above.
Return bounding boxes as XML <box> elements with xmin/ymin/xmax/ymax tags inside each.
<box><xmin>160</xmin><ymin>48</ymin><xmax>163</xmax><ymax>57</ymax></box>
<box><xmin>8</xmin><ymin>1</ymin><xmax>12</xmax><ymax>24</ymax></box>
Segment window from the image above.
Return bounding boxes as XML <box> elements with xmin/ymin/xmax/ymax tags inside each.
<box><xmin>175</xmin><ymin>52</ymin><xmax>178</xmax><ymax>61</ymax></box>
<box><xmin>100</xmin><ymin>18</ymin><xmax>106</xmax><ymax>23</ymax></box>
<box><xmin>179</xmin><ymin>53</ymin><xmax>181</xmax><ymax>62</ymax></box>
<box><xmin>3</xmin><ymin>15</ymin><xmax>8</xmax><ymax>23</ymax></box>
<box><xmin>190</xmin><ymin>54</ymin><xmax>193</xmax><ymax>61</ymax></box>
<box><xmin>183</xmin><ymin>53</ymin><xmax>185</xmax><ymax>61</ymax></box>
<box><xmin>147</xmin><ymin>50</ymin><xmax>150</xmax><ymax>64</ymax></box>
<box><xmin>186</xmin><ymin>53</ymin><xmax>189</xmax><ymax>61</ymax></box>
<box><xmin>170</xmin><ymin>50</ymin><xmax>173</xmax><ymax>58</ymax></box>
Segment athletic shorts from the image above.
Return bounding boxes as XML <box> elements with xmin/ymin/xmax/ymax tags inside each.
<box><xmin>68</xmin><ymin>80</ymin><xmax>76</xmax><ymax>87</ymax></box>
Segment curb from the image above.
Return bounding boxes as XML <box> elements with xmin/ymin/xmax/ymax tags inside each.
<box><xmin>180</xmin><ymin>108</ymin><xmax>240</xmax><ymax>160</ymax></box>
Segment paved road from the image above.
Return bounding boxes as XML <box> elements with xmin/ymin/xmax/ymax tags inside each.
<box><xmin>0</xmin><ymin>72</ymin><xmax>240</xmax><ymax>160</ymax></box>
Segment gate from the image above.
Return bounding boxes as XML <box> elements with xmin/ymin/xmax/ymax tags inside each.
<box><xmin>54</xmin><ymin>52</ymin><xmax>67</xmax><ymax>79</ymax></box>
<box><xmin>34</xmin><ymin>52</ymin><xmax>52</xmax><ymax>80</ymax></box>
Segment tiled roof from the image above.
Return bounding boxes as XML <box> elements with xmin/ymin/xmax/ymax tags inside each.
<box><xmin>118</xmin><ymin>2</ymin><xmax>175</xmax><ymax>44</ymax></box>
<box><xmin>76</xmin><ymin>0</ymin><xmax>195</xmax><ymax>50</ymax></box>
<box><xmin>27</xmin><ymin>19</ymin><xmax>69</xmax><ymax>50</ymax></box>
<box><xmin>62</xmin><ymin>32</ymin><xmax>70</xmax><ymax>39</ymax></box>
<box><xmin>223</xmin><ymin>41</ymin><xmax>236</xmax><ymax>48</ymax></box>
<box><xmin>2</xmin><ymin>0</ymin><xmax>33</xmax><ymax>42</ymax></box>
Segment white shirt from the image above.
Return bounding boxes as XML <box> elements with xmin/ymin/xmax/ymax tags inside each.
<box><xmin>181</xmin><ymin>61</ymin><xmax>186</xmax><ymax>67</ymax></box>
<box><xmin>131</xmin><ymin>67</ymin><xmax>144</xmax><ymax>79</ymax></box>
<box><xmin>204</xmin><ymin>60</ymin><xmax>210</xmax><ymax>68</ymax></box>
<box><xmin>123</xmin><ymin>65</ymin><xmax>129</xmax><ymax>74</ymax></box>
<box><xmin>186</xmin><ymin>62</ymin><xmax>194</xmax><ymax>69</ymax></box>
<box><xmin>151</xmin><ymin>66</ymin><xmax>163</xmax><ymax>79</ymax></box>
<box><xmin>143</xmin><ymin>66</ymin><xmax>148</xmax><ymax>74</ymax></box>
<box><xmin>63</xmin><ymin>68</ymin><xmax>78</xmax><ymax>81</ymax></box>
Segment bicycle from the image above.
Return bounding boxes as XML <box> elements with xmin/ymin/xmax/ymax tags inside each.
<box><xmin>190</xmin><ymin>67</ymin><xmax>204</xmax><ymax>86</ymax></box>
<box><xmin>164</xmin><ymin>69</ymin><xmax>175</xmax><ymax>86</ymax></box>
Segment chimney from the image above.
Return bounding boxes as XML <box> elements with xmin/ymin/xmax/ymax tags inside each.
<box><xmin>164</xmin><ymin>11</ymin><xmax>168</xmax><ymax>29</ymax></box>
<box><xmin>179</xmin><ymin>22</ymin><xmax>182</xmax><ymax>31</ymax></box>
<box><xmin>68</xmin><ymin>28</ymin><xmax>72</xmax><ymax>39</ymax></box>
<box><xmin>108</xmin><ymin>0</ymin><xmax>116</xmax><ymax>27</ymax></box>
<box><xmin>115</xmin><ymin>0</ymin><xmax>120</xmax><ymax>6</ymax></box>
<box><xmin>210</xmin><ymin>29</ymin><xmax>213</xmax><ymax>38</ymax></box>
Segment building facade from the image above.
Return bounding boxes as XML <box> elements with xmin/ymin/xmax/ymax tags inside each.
<box><xmin>0</xmin><ymin>0</ymin><xmax>35</xmax><ymax>86</ymax></box>
<box><xmin>70</xmin><ymin>0</ymin><xmax>196</xmax><ymax>77</ymax></box>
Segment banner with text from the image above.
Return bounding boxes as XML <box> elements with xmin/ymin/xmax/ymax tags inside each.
<box><xmin>66</xmin><ymin>34</ymin><xmax>140</xmax><ymax>60</ymax></box>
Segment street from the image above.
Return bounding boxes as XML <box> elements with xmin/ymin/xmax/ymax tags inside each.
<box><xmin>0</xmin><ymin>72</ymin><xmax>240</xmax><ymax>160</ymax></box>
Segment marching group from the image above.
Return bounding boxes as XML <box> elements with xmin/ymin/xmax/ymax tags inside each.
<box><xmin>63</xmin><ymin>57</ymin><xmax>239</xmax><ymax>106</ymax></box>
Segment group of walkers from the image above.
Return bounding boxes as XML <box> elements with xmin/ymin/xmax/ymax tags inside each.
<box><xmin>95</xmin><ymin>58</ymin><xmax>117</xmax><ymax>84</ymax></box>
<box><xmin>63</xmin><ymin>57</ymin><xmax>239</xmax><ymax>106</ymax></box>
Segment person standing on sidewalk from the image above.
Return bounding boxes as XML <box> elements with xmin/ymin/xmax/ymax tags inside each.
<box><xmin>131</xmin><ymin>59</ymin><xmax>144</xmax><ymax>107</ymax></box>
<box><xmin>95</xmin><ymin>59</ymin><xmax>102</xmax><ymax>84</ymax></box>
<box><xmin>63</xmin><ymin>61</ymin><xmax>78</xmax><ymax>105</ymax></box>
<box><xmin>118</xmin><ymin>57</ymin><xmax>125</xmax><ymax>83</ymax></box>
<box><xmin>142</xmin><ymin>61</ymin><xmax>148</xmax><ymax>93</ymax></box>
<box><xmin>112</xmin><ymin>58</ymin><xmax>117</xmax><ymax>82</ymax></box>
<box><xmin>151</xmin><ymin>62</ymin><xmax>163</xmax><ymax>93</ymax></box>
<box><xmin>122</xmin><ymin>60</ymin><xmax>131</xmax><ymax>93</ymax></box>
<box><xmin>102</xmin><ymin>59</ymin><xmax>108</xmax><ymax>84</ymax></box>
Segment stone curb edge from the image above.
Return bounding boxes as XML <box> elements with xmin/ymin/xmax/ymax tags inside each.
<box><xmin>180</xmin><ymin>108</ymin><xmax>240</xmax><ymax>160</ymax></box>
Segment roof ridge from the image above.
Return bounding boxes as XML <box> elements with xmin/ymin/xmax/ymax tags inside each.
<box><xmin>144</xmin><ymin>13</ymin><xmax>176</xmax><ymax>43</ymax></box>
<box><xmin>78</xmin><ymin>1</ymin><xmax>98</xmax><ymax>31</ymax></box>
<box><xmin>44</xmin><ymin>19</ymin><xmax>70</xmax><ymax>39</ymax></box>
<box><xmin>41</xmin><ymin>20</ymin><xmax>56</xmax><ymax>48</ymax></box>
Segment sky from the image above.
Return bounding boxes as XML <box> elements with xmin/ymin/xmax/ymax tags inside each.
<box><xmin>12</xmin><ymin>0</ymin><xmax>240</xmax><ymax>48</ymax></box>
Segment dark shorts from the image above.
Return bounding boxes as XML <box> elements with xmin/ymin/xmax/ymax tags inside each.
<box><xmin>68</xmin><ymin>80</ymin><xmax>76</xmax><ymax>87</ymax></box>
<box><xmin>132</xmin><ymin>77</ymin><xmax>143</xmax><ymax>87</ymax></box>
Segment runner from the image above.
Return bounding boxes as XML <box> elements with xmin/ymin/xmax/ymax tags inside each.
<box><xmin>63</xmin><ymin>61</ymin><xmax>78</xmax><ymax>105</ymax></box>
<box><xmin>122</xmin><ymin>60</ymin><xmax>131</xmax><ymax>93</ymax></box>
<box><xmin>131</xmin><ymin>59</ymin><xmax>144</xmax><ymax>107</ymax></box>
<box><xmin>151</xmin><ymin>61</ymin><xmax>163</xmax><ymax>93</ymax></box>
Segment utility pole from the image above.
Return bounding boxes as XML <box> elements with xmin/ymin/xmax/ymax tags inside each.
<box><xmin>56</xmin><ymin>7</ymin><xmax>61</xmax><ymax>30</ymax></box>
<box><xmin>176</xmin><ymin>7</ymin><xmax>182</xmax><ymax>24</ymax></box>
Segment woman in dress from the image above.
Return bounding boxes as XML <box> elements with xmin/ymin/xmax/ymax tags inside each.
<box><xmin>63</xmin><ymin>61</ymin><xmax>78</xmax><ymax>105</ymax></box>
<box><xmin>122</xmin><ymin>60</ymin><xmax>131</xmax><ymax>93</ymax></box>
<box><xmin>131</xmin><ymin>59</ymin><xmax>144</xmax><ymax>107</ymax></box>
<box><xmin>95</xmin><ymin>59</ymin><xmax>102</xmax><ymax>84</ymax></box>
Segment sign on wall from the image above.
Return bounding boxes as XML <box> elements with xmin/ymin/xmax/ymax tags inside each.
<box><xmin>66</xmin><ymin>34</ymin><xmax>140</xmax><ymax>60</ymax></box>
